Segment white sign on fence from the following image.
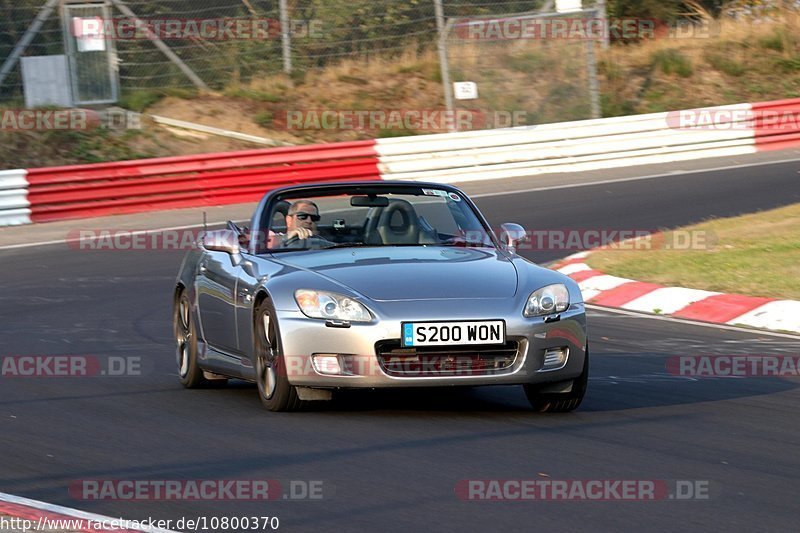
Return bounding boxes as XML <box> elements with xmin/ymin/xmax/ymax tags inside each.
<box><xmin>555</xmin><ymin>0</ymin><xmax>583</xmax><ymax>13</ymax></box>
<box><xmin>453</xmin><ymin>81</ymin><xmax>478</xmax><ymax>100</ymax></box>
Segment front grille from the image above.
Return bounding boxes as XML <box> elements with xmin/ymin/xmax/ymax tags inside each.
<box><xmin>375</xmin><ymin>340</ymin><xmax>519</xmax><ymax>377</ymax></box>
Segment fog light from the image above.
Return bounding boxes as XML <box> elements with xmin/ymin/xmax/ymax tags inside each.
<box><xmin>312</xmin><ymin>354</ymin><xmax>342</xmax><ymax>375</ymax></box>
<box><xmin>542</xmin><ymin>347</ymin><xmax>569</xmax><ymax>370</ymax></box>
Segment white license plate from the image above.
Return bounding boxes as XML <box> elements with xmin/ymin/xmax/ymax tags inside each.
<box><xmin>401</xmin><ymin>320</ymin><xmax>506</xmax><ymax>347</ymax></box>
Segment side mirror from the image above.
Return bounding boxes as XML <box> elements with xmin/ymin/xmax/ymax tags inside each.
<box><xmin>202</xmin><ymin>229</ymin><xmax>241</xmax><ymax>256</ymax></box>
<box><xmin>499</xmin><ymin>223</ymin><xmax>528</xmax><ymax>252</ymax></box>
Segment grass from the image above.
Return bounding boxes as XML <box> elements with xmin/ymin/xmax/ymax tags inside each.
<box><xmin>586</xmin><ymin>203</ymin><xmax>800</xmax><ymax>300</ymax></box>
<box><xmin>705</xmin><ymin>53</ymin><xmax>746</xmax><ymax>77</ymax></box>
<box><xmin>119</xmin><ymin>88</ymin><xmax>198</xmax><ymax>113</ymax></box>
<box><xmin>253</xmin><ymin>110</ymin><xmax>274</xmax><ymax>129</ymax></box>
<box><xmin>651</xmin><ymin>49</ymin><xmax>694</xmax><ymax>78</ymax></box>
<box><xmin>224</xmin><ymin>86</ymin><xmax>285</xmax><ymax>102</ymax></box>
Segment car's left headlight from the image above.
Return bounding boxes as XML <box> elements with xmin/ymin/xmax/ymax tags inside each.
<box><xmin>294</xmin><ymin>289</ymin><xmax>372</xmax><ymax>322</ymax></box>
<box><xmin>524</xmin><ymin>284</ymin><xmax>570</xmax><ymax>317</ymax></box>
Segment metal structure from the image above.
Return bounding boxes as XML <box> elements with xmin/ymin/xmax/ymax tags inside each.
<box><xmin>437</xmin><ymin>4</ymin><xmax>602</xmax><ymax>132</ymax></box>
<box><xmin>61</xmin><ymin>1</ymin><xmax>120</xmax><ymax>104</ymax></box>
<box><xmin>0</xmin><ymin>1</ymin><xmax>602</xmax><ymax>129</ymax></box>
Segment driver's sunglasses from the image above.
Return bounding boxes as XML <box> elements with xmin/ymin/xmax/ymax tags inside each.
<box><xmin>293</xmin><ymin>212</ymin><xmax>321</xmax><ymax>222</ymax></box>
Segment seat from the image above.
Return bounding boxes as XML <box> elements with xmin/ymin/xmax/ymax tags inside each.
<box><xmin>363</xmin><ymin>199</ymin><xmax>420</xmax><ymax>245</ymax></box>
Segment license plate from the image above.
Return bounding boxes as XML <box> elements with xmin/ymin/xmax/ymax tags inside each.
<box><xmin>401</xmin><ymin>320</ymin><xmax>506</xmax><ymax>347</ymax></box>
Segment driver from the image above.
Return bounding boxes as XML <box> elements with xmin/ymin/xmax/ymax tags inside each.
<box><xmin>276</xmin><ymin>200</ymin><xmax>332</xmax><ymax>248</ymax></box>
<box><xmin>286</xmin><ymin>200</ymin><xmax>320</xmax><ymax>240</ymax></box>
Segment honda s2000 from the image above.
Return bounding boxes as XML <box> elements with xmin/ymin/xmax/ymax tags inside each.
<box><xmin>173</xmin><ymin>181</ymin><xmax>588</xmax><ymax>412</ymax></box>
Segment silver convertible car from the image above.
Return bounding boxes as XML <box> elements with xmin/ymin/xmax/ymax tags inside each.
<box><xmin>173</xmin><ymin>181</ymin><xmax>588</xmax><ymax>412</ymax></box>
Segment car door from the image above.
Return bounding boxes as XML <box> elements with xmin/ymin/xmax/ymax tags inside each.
<box><xmin>196</xmin><ymin>250</ymin><xmax>241</xmax><ymax>354</ymax></box>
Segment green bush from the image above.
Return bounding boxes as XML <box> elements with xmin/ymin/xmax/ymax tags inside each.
<box><xmin>254</xmin><ymin>110</ymin><xmax>274</xmax><ymax>129</ymax></box>
<box><xmin>652</xmin><ymin>49</ymin><xmax>693</xmax><ymax>78</ymax></box>
<box><xmin>119</xmin><ymin>90</ymin><xmax>163</xmax><ymax>113</ymax></box>
<box><xmin>224</xmin><ymin>87</ymin><xmax>284</xmax><ymax>102</ymax></box>
<box><xmin>775</xmin><ymin>56</ymin><xmax>800</xmax><ymax>72</ymax></box>
<box><xmin>706</xmin><ymin>53</ymin><xmax>745</xmax><ymax>77</ymax></box>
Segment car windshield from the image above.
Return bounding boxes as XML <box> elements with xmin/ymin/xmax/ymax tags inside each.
<box><xmin>262</xmin><ymin>187</ymin><xmax>495</xmax><ymax>252</ymax></box>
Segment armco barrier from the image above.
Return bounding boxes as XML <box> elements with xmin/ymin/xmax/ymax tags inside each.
<box><xmin>752</xmin><ymin>98</ymin><xmax>800</xmax><ymax>151</ymax></box>
<box><xmin>0</xmin><ymin>169</ymin><xmax>31</xmax><ymax>226</ymax></box>
<box><xmin>374</xmin><ymin>99</ymin><xmax>800</xmax><ymax>182</ymax></box>
<box><xmin>24</xmin><ymin>141</ymin><xmax>380</xmax><ymax>222</ymax></box>
<box><xmin>3</xmin><ymin>98</ymin><xmax>799</xmax><ymax>226</ymax></box>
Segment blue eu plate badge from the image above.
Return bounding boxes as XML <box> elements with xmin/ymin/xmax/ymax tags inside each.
<box><xmin>403</xmin><ymin>323</ymin><xmax>415</xmax><ymax>346</ymax></box>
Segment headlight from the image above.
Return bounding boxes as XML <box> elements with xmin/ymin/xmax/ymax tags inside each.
<box><xmin>524</xmin><ymin>284</ymin><xmax>569</xmax><ymax>317</ymax></box>
<box><xmin>294</xmin><ymin>290</ymin><xmax>372</xmax><ymax>322</ymax></box>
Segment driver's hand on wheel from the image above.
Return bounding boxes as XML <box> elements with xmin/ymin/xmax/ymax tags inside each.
<box><xmin>285</xmin><ymin>227</ymin><xmax>315</xmax><ymax>241</ymax></box>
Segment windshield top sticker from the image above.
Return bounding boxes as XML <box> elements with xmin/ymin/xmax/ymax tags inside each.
<box><xmin>422</xmin><ymin>188</ymin><xmax>449</xmax><ymax>197</ymax></box>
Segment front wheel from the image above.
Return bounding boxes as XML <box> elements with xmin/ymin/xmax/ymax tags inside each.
<box><xmin>174</xmin><ymin>291</ymin><xmax>210</xmax><ymax>388</ymax></box>
<box><xmin>524</xmin><ymin>344</ymin><xmax>589</xmax><ymax>413</ymax></box>
<box><xmin>254</xmin><ymin>299</ymin><xmax>304</xmax><ymax>412</ymax></box>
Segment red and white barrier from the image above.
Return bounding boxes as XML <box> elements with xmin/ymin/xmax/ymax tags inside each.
<box><xmin>23</xmin><ymin>141</ymin><xmax>381</xmax><ymax>223</ymax></box>
<box><xmin>374</xmin><ymin>99</ymin><xmax>800</xmax><ymax>182</ymax></box>
<box><xmin>0</xmin><ymin>169</ymin><xmax>30</xmax><ymax>225</ymax></box>
<box><xmin>1</xmin><ymin>98</ymin><xmax>799</xmax><ymax>226</ymax></box>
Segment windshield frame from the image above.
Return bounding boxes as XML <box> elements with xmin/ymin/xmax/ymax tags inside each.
<box><xmin>248</xmin><ymin>182</ymin><xmax>500</xmax><ymax>255</ymax></box>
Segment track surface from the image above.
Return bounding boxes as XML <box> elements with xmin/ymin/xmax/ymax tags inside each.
<box><xmin>1</xmin><ymin>160</ymin><xmax>799</xmax><ymax>532</ymax></box>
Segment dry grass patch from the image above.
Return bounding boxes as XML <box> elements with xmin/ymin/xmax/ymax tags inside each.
<box><xmin>587</xmin><ymin>203</ymin><xmax>800</xmax><ymax>300</ymax></box>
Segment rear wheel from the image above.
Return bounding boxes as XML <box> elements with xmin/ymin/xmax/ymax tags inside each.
<box><xmin>254</xmin><ymin>299</ymin><xmax>304</xmax><ymax>412</ymax></box>
<box><xmin>524</xmin><ymin>344</ymin><xmax>589</xmax><ymax>413</ymax></box>
<box><xmin>174</xmin><ymin>291</ymin><xmax>209</xmax><ymax>388</ymax></box>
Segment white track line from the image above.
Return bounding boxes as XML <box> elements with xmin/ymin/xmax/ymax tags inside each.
<box><xmin>0</xmin><ymin>491</ymin><xmax>177</xmax><ymax>532</ymax></box>
<box><xmin>3</xmin><ymin>156</ymin><xmax>800</xmax><ymax>252</ymax></box>
<box><xmin>469</xmin><ymin>156</ymin><xmax>800</xmax><ymax>198</ymax></box>
<box><xmin>0</xmin><ymin>220</ymin><xmax>249</xmax><ymax>251</ymax></box>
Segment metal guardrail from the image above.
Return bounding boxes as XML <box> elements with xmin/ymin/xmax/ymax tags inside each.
<box><xmin>3</xmin><ymin>98</ymin><xmax>799</xmax><ymax>226</ymax></box>
<box><xmin>0</xmin><ymin>169</ymin><xmax>31</xmax><ymax>226</ymax></box>
<box><xmin>24</xmin><ymin>141</ymin><xmax>381</xmax><ymax>222</ymax></box>
<box><xmin>374</xmin><ymin>101</ymin><xmax>800</xmax><ymax>182</ymax></box>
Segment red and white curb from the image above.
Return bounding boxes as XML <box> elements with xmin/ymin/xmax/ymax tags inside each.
<box><xmin>552</xmin><ymin>252</ymin><xmax>800</xmax><ymax>335</ymax></box>
<box><xmin>0</xmin><ymin>492</ymin><xmax>176</xmax><ymax>533</ymax></box>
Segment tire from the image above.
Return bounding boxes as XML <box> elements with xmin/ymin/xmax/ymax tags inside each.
<box><xmin>174</xmin><ymin>291</ymin><xmax>209</xmax><ymax>388</ymax></box>
<box><xmin>254</xmin><ymin>299</ymin><xmax>304</xmax><ymax>412</ymax></box>
<box><xmin>524</xmin><ymin>344</ymin><xmax>589</xmax><ymax>413</ymax></box>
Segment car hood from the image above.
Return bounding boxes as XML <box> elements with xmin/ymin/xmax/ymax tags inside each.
<box><xmin>271</xmin><ymin>247</ymin><xmax>518</xmax><ymax>301</ymax></box>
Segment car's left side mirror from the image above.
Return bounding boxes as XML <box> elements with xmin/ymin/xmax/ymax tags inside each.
<box><xmin>499</xmin><ymin>223</ymin><xmax>528</xmax><ymax>252</ymax></box>
<box><xmin>202</xmin><ymin>229</ymin><xmax>241</xmax><ymax>256</ymax></box>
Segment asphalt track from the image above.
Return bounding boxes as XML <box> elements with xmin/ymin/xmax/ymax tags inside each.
<box><xmin>1</xmin><ymin>159</ymin><xmax>799</xmax><ymax>532</ymax></box>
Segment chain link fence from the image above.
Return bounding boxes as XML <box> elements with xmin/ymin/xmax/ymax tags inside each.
<box><xmin>442</xmin><ymin>8</ymin><xmax>601</xmax><ymax>130</ymax></box>
<box><xmin>1</xmin><ymin>1</ymin><xmax>604</xmax><ymax>129</ymax></box>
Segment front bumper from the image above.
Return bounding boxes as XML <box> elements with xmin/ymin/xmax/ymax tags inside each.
<box><xmin>277</xmin><ymin>303</ymin><xmax>587</xmax><ymax>388</ymax></box>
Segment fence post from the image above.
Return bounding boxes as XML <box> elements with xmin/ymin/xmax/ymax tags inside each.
<box><xmin>280</xmin><ymin>0</ymin><xmax>292</xmax><ymax>74</ymax></box>
<box><xmin>434</xmin><ymin>0</ymin><xmax>455</xmax><ymax>132</ymax></box>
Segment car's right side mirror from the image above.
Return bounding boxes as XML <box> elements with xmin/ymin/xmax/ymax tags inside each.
<box><xmin>499</xmin><ymin>223</ymin><xmax>528</xmax><ymax>252</ymax></box>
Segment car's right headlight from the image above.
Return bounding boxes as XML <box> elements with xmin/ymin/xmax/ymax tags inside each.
<box><xmin>294</xmin><ymin>289</ymin><xmax>372</xmax><ymax>322</ymax></box>
<box><xmin>524</xmin><ymin>284</ymin><xmax>569</xmax><ymax>317</ymax></box>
